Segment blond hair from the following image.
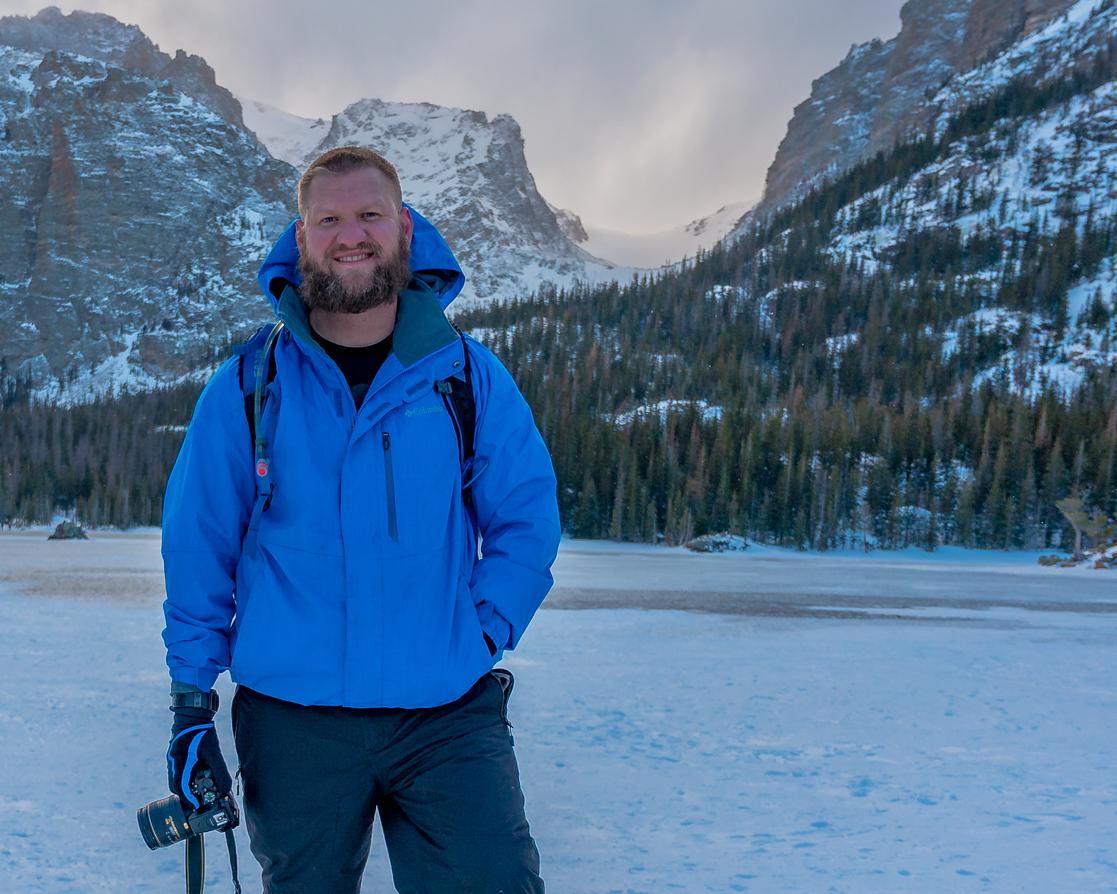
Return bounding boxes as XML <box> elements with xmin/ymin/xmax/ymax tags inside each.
<box><xmin>297</xmin><ymin>146</ymin><xmax>403</xmax><ymax>216</ymax></box>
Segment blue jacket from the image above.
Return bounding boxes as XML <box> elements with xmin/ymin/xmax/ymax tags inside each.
<box><xmin>161</xmin><ymin>209</ymin><xmax>561</xmax><ymax>708</ymax></box>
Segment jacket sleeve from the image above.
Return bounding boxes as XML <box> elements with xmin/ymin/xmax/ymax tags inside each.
<box><xmin>466</xmin><ymin>340</ymin><xmax>561</xmax><ymax>652</ymax></box>
<box><xmin>161</xmin><ymin>358</ymin><xmax>255</xmax><ymax>691</ymax></box>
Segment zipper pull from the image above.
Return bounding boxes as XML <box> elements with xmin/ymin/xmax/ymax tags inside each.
<box><xmin>383</xmin><ymin>432</ymin><xmax>391</xmax><ymax>450</ymax></box>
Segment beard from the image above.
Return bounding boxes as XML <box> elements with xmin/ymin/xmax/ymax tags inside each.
<box><xmin>299</xmin><ymin>231</ymin><xmax>412</xmax><ymax>314</ymax></box>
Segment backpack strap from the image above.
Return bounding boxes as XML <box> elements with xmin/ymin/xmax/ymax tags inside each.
<box><xmin>234</xmin><ymin>321</ymin><xmax>284</xmax><ymax>557</ymax></box>
<box><xmin>436</xmin><ymin>330</ymin><xmax>477</xmax><ymax>508</ymax></box>
<box><xmin>234</xmin><ymin>323</ymin><xmax>476</xmax><ymax>549</ymax></box>
<box><xmin>234</xmin><ymin>324</ymin><xmax>280</xmax><ymax>444</ymax></box>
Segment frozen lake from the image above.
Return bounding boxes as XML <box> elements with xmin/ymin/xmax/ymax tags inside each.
<box><xmin>0</xmin><ymin>530</ymin><xmax>1114</xmax><ymax>893</ymax></box>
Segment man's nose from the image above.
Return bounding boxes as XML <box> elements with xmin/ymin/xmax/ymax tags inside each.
<box><xmin>336</xmin><ymin>216</ymin><xmax>369</xmax><ymax>246</ymax></box>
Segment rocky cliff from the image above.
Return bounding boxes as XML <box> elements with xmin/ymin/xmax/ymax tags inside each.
<box><xmin>758</xmin><ymin>0</ymin><xmax>1080</xmax><ymax>214</ymax></box>
<box><xmin>0</xmin><ymin>6</ymin><xmax>245</xmax><ymax>126</ymax></box>
<box><xmin>0</xmin><ymin>11</ymin><xmax>294</xmax><ymax>398</ymax></box>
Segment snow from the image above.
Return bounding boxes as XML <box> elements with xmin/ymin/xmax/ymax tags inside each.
<box><xmin>825</xmin><ymin>332</ymin><xmax>860</xmax><ymax>357</ymax></box>
<box><xmin>821</xmin><ymin>62</ymin><xmax>1117</xmax><ymax>401</ymax></box>
<box><xmin>1066</xmin><ymin>259</ymin><xmax>1117</xmax><ymax>329</ymax></box>
<box><xmin>580</xmin><ymin>201</ymin><xmax>753</xmax><ymax>268</ymax></box>
<box><xmin>609</xmin><ymin>399</ymin><xmax>724</xmax><ymax>427</ymax></box>
<box><xmin>216</xmin><ymin>202</ymin><xmax>272</xmax><ymax>256</ymax></box>
<box><xmin>0</xmin><ymin>45</ymin><xmax>41</xmax><ymax>98</ymax></box>
<box><xmin>939</xmin><ymin>308</ymin><xmax>1040</xmax><ymax>358</ymax></box>
<box><xmin>931</xmin><ymin>0</ymin><xmax>1111</xmax><ymax>113</ymax></box>
<box><xmin>1</xmin><ymin>532</ymin><xmax>1115</xmax><ymax>892</ymax></box>
<box><xmin>237</xmin><ymin>96</ymin><xmax>329</xmax><ymax>169</ymax></box>
<box><xmin>30</xmin><ymin>329</ymin><xmax>219</xmax><ymax>406</ymax></box>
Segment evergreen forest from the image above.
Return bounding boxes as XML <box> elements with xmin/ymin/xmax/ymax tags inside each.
<box><xmin>1</xmin><ymin>44</ymin><xmax>1115</xmax><ymax>550</ymax></box>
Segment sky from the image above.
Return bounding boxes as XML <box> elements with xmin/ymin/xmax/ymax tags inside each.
<box><xmin>0</xmin><ymin>0</ymin><xmax>907</xmax><ymax>234</ymax></box>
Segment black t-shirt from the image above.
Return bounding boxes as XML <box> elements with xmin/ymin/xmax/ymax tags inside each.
<box><xmin>312</xmin><ymin>328</ymin><xmax>393</xmax><ymax>408</ymax></box>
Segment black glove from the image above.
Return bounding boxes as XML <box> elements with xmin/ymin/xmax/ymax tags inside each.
<box><xmin>167</xmin><ymin>699</ymin><xmax>233</xmax><ymax>813</ymax></box>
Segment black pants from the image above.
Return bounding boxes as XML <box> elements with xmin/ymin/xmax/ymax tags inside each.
<box><xmin>231</xmin><ymin>672</ymin><xmax>544</xmax><ymax>894</ymax></box>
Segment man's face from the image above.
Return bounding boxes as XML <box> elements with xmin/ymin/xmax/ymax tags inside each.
<box><xmin>295</xmin><ymin>167</ymin><xmax>415</xmax><ymax>313</ymax></box>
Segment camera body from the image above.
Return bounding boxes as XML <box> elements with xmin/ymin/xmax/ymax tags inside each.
<box><xmin>137</xmin><ymin>774</ymin><xmax>240</xmax><ymax>850</ymax></box>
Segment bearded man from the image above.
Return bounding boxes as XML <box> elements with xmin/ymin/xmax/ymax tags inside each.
<box><xmin>160</xmin><ymin>146</ymin><xmax>560</xmax><ymax>893</ymax></box>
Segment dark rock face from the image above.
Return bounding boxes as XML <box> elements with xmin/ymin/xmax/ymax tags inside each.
<box><xmin>0</xmin><ymin>14</ymin><xmax>295</xmax><ymax>397</ymax></box>
<box><xmin>758</xmin><ymin>0</ymin><xmax>1079</xmax><ymax>214</ymax></box>
<box><xmin>0</xmin><ymin>7</ymin><xmax>244</xmax><ymax>126</ymax></box>
<box><xmin>761</xmin><ymin>36</ymin><xmax>896</xmax><ymax>218</ymax></box>
<box><xmin>958</xmin><ymin>0</ymin><xmax>1080</xmax><ymax>68</ymax></box>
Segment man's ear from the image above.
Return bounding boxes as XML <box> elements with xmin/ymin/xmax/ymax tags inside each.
<box><xmin>400</xmin><ymin>205</ymin><xmax>414</xmax><ymax>245</ymax></box>
<box><xmin>294</xmin><ymin>218</ymin><xmax>305</xmax><ymax>254</ymax></box>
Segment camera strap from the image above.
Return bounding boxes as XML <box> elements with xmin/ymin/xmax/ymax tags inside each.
<box><xmin>184</xmin><ymin>831</ymin><xmax>242</xmax><ymax>894</ymax></box>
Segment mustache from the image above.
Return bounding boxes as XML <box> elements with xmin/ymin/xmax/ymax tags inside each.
<box><xmin>333</xmin><ymin>242</ymin><xmax>381</xmax><ymax>258</ymax></box>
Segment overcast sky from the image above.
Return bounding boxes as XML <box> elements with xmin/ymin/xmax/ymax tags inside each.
<box><xmin>1</xmin><ymin>0</ymin><xmax>906</xmax><ymax>233</ymax></box>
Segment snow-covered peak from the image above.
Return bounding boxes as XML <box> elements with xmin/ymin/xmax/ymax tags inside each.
<box><xmin>243</xmin><ymin>93</ymin><xmax>642</xmax><ymax>304</ymax></box>
<box><xmin>0</xmin><ymin>6</ymin><xmax>149</xmax><ymax>65</ymax></box>
<box><xmin>580</xmin><ymin>201</ymin><xmax>754</xmax><ymax>269</ymax></box>
<box><xmin>0</xmin><ymin>7</ymin><xmax>244</xmax><ymax>127</ymax></box>
<box><xmin>239</xmin><ymin>96</ymin><xmax>329</xmax><ymax>170</ymax></box>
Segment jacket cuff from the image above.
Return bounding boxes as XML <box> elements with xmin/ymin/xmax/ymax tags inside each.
<box><xmin>475</xmin><ymin>601</ymin><xmax>513</xmax><ymax>653</ymax></box>
<box><xmin>169</xmin><ymin>667</ymin><xmax>219</xmax><ymax>693</ymax></box>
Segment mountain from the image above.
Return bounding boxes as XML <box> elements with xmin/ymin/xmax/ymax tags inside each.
<box><xmin>3</xmin><ymin>0</ymin><xmax>1115</xmax><ymax>547</ymax></box>
<box><xmin>0</xmin><ymin>5</ymin><xmax>245</xmax><ymax>127</ymax></box>
<box><xmin>755</xmin><ymin>0</ymin><xmax>1082</xmax><ymax>215</ymax></box>
<box><xmin>0</xmin><ymin>8</ymin><xmax>638</xmax><ymax>399</ymax></box>
<box><xmin>576</xmin><ymin>201</ymin><xmax>754</xmax><ymax>269</ymax></box>
<box><xmin>0</xmin><ymin>8</ymin><xmax>294</xmax><ymax>400</ymax></box>
<box><xmin>782</xmin><ymin>0</ymin><xmax>1117</xmax><ymax>397</ymax></box>
<box><xmin>450</xmin><ymin>0</ymin><xmax>1117</xmax><ymax>549</ymax></box>
<box><xmin>240</xmin><ymin>96</ymin><xmax>636</xmax><ymax>307</ymax></box>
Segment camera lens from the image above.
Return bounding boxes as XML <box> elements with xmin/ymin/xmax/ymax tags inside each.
<box><xmin>137</xmin><ymin>795</ymin><xmax>190</xmax><ymax>849</ymax></box>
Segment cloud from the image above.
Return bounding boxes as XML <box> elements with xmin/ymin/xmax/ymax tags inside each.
<box><xmin>1</xmin><ymin>0</ymin><xmax>905</xmax><ymax>231</ymax></box>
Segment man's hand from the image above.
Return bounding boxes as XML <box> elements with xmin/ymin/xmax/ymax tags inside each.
<box><xmin>167</xmin><ymin>699</ymin><xmax>233</xmax><ymax>812</ymax></box>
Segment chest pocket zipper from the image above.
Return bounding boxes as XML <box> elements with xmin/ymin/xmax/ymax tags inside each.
<box><xmin>382</xmin><ymin>432</ymin><xmax>399</xmax><ymax>541</ymax></box>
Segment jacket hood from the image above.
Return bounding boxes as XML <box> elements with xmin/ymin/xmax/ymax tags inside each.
<box><xmin>256</xmin><ymin>205</ymin><xmax>466</xmax><ymax>313</ymax></box>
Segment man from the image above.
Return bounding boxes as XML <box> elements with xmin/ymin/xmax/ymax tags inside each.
<box><xmin>161</xmin><ymin>146</ymin><xmax>561</xmax><ymax>893</ymax></box>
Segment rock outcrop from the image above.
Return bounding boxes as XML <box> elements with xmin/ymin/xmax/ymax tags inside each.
<box><xmin>756</xmin><ymin>0</ymin><xmax>1080</xmax><ymax>214</ymax></box>
<box><xmin>0</xmin><ymin>6</ymin><xmax>244</xmax><ymax>126</ymax></box>
<box><xmin>0</xmin><ymin>16</ymin><xmax>294</xmax><ymax>399</ymax></box>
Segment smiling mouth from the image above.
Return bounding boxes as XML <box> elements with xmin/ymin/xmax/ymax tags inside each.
<box><xmin>333</xmin><ymin>252</ymin><xmax>375</xmax><ymax>264</ymax></box>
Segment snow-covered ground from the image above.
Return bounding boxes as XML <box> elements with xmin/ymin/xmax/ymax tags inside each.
<box><xmin>1</xmin><ymin>531</ymin><xmax>1115</xmax><ymax>893</ymax></box>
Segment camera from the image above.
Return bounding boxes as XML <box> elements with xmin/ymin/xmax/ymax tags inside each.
<box><xmin>137</xmin><ymin>769</ymin><xmax>240</xmax><ymax>850</ymax></box>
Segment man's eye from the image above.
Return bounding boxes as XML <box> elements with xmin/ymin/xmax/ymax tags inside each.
<box><xmin>361</xmin><ymin>212</ymin><xmax>380</xmax><ymax>220</ymax></box>
<box><xmin>319</xmin><ymin>216</ymin><xmax>336</xmax><ymax>225</ymax></box>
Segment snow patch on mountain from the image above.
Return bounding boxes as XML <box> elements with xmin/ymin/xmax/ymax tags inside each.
<box><xmin>931</xmin><ymin>0</ymin><xmax>1112</xmax><ymax>122</ymax></box>
<box><xmin>579</xmin><ymin>201</ymin><xmax>753</xmax><ymax>268</ymax></box>
<box><xmin>828</xmin><ymin>78</ymin><xmax>1117</xmax><ymax>277</ymax></box>
<box><xmin>239</xmin><ymin>97</ymin><xmax>329</xmax><ymax>165</ymax></box>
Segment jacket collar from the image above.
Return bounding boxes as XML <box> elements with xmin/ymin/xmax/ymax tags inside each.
<box><xmin>275</xmin><ymin>277</ymin><xmax>458</xmax><ymax>369</ymax></box>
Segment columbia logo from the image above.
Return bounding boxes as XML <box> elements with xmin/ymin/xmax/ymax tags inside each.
<box><xmin>405</xmin><ymin>405</ymin><xmax>443</xmax><ymax>418</ymax></box>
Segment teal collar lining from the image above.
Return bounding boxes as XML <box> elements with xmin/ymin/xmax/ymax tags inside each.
<box><xmin>276</xmin><ymin>277</ymin><xmax>458</xmax><ymax>368</ymax></box>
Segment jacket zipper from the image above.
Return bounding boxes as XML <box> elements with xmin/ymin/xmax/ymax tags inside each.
<box><xmin>382</xmin><ymin>432</ymin><xmax>399</xmax><ymax>541</ymax></box>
